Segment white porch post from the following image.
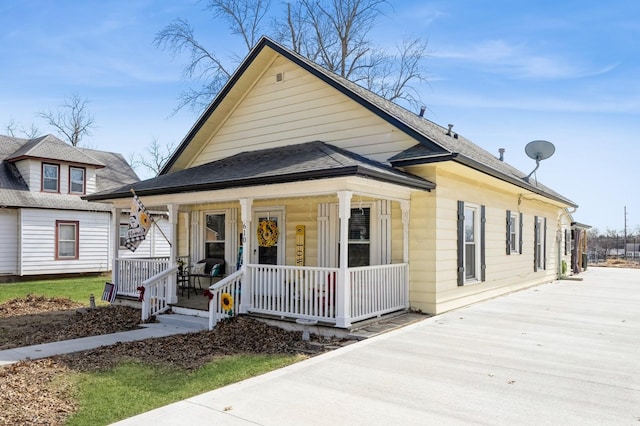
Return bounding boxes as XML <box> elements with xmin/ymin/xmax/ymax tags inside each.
<box><xmin>167</xmin><ymin>203</ymin><xmax>178</xmax><ymax>304</ymax></box>
<box><xmin>111</xmin><ymin>207</ymin><xmax>121</xmax><ymax>288</ymax></box>
<box><xmin>239</xmin><ymin>198</ymin><xmax>253</xmax><ymax>314</ymax></box>
<box><xmin>336</xmin><ymin>191</ymin><xmax>352</xmax><ymax>328</ymax></box>
<box><xmin>401</xmin><ymin>200</ymin><xmax>410</xmax><ymax>308</ymax></box>
<box><xmin>401</xmin><ymin>201</ymin><xmax>410</xmax><ymax>263</ymax></box>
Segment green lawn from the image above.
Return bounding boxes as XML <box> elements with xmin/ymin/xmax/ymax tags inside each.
<box><xmin>66</xmin><ymin>354</ymin><xmax>303</xmax><ymax>425</ymax></box>
<box><xmin>2</xmin><ymin>277</ymin><xmax>305</xmax><ymax>424</ymax></box>
<box><xmin>0</xmin><ymin>275</ymin><xmax>111</xmax><ymax>305</ymax></box>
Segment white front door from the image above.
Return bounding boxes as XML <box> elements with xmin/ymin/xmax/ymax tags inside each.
<box><xmin>252</xmin><ymin>210</ymin><xmax>284</xmax><ymax>265</ymax></box>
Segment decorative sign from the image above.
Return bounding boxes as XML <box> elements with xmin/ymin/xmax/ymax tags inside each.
<box><xmin>295</xmin><ymin>225</ymin><xmax>305</xmax><ymax>266</ymax></box>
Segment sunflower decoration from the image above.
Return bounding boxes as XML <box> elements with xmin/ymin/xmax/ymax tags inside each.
<box><xmin>257</xmin><ymin>219</ymin><xmax>279</xmax><ymax>247</ymax></box>
<box><xmin>139</xmin><ymin>211</ymin><xmax>151</xmax><ymax>230</ymax></box>
<box><xmin>221</xmin><ymin>292</ymin><xmax>234</xmax><ymax>312</ymax></box>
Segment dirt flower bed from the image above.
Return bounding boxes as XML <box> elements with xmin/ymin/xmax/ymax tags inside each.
<box><xmin>0</xmin><ymin>295</ymin><xmax>142</xmax><ymax>350</ymax></box>
<box><xmin>0</xmin><ymin>296</ymin><xmax>347</xmax><ymax>425</ymax></box>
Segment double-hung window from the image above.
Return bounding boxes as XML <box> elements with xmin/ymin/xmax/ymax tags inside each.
<box><xmin>457</xmin><ymin>201</ymin><xmax>485</xmax><ymax>285</ymax></box>
<box><xmin>347</xmin><ymin>207</ymin><xmax>371</xmax><ymax>267</ymax></box>
<box><xmin>506</xmin><ymin>210</ymin><xmax>523</xmax><ymax>255</ymax></box>
<box><xmin>69</xmin><ymin>167</ymin><xmax>86</xmax><ymax>194</ymax></box>
<box><xmin>205</xmin><ymin>213</ymin><xmax>226</xmax><ymax>259</ymax></box>
<box><xmin>56</xmin><ymin>220</ymin><xmax>79</xmax><ymax>260</ymax></box>
<box><xmin>119</xmin><ymin>224</ymin><xmax>128</xmax><ymax>248</ymax></box>
<box><xmin>534</xmin><ymin>216</ymin><xmax>547</xmax><ymax>271</ymax></box>
<box><xmin>42</xmin><ymin>163</ymin><xmax>59</xmax><ymax>192</ymax></box>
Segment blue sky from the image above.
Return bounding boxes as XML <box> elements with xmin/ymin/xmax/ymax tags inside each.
<box><xmin>1</xmin><ymin>1</ymin><xmax>639</xmax><ymax>234</ymax></box>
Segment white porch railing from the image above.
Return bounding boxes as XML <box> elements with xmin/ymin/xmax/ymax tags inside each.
<box><xmin>248</xmin><ymin>264</ymin><xmax>340</xmax><ymax>323</ymax></box>
<box><xmin>349</xmin><ymin>264</ymin><xmax>409</xmax><ymax>323</ymax></box>
<box><xmin>140</xmin><ymin>266</ymin><xmax>176</xmax><ymax>321</ymax></box>
<box><xmin>118</xmin><ymin>258</ymin><xmax>408</xmax><ymax>328</ymax></box>
<box><xmin>116</xmin><ymin>257</ymin><xmax>169</xmax><ymax>297</ymax></box>
<box><xmin>208</xmin><ymin>270</ymin><xmax>244</xmax><ymax>330</ymax></box>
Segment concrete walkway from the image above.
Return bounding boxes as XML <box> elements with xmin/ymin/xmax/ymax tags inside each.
<box><xmin>113</xmin><ymin>267</ymin><xmax>640</xmax><ymax>426</ymax></box>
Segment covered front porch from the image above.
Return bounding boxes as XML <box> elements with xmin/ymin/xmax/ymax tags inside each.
<box><xmin>95</xmin><ymin>142</ymin><xmax>434</xmax><ymax>329</ymax></box>
<box><xmin>110</xmin><ymin>179</ymin><xmax>418</xmax><ymax>329</ymax></box>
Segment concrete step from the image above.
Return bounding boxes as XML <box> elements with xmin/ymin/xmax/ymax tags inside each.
<box><xmin>156</xmin><ymin>313</ymin><xmax>209</xmax><ymax>331</ymax></box>
<box><xmin>347</xmin><ymin>312</ymin><xmax>429</xmax><ymax>340</ymax></box>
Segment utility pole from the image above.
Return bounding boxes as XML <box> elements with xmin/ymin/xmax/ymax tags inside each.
<box><xmin>624</xmin><ymin>206</ymin><xmax>628</xmax><ymax>258</ymax></box>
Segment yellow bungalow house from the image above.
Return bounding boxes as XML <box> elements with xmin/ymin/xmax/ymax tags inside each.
<box><xmin>86</xmin><ymin>37</ymin><xmax>577</xmax><ymax>329</ymax></box>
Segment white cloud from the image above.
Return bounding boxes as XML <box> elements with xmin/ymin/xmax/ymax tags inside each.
<box><xmin>433</xmin><ymin>39</ymin><xmax>617</xmax><ymax>80</ymax></box>
<box><xmin>427</xmin><ymin>87</ymin><xmax>640</xmax><ymax>115</ymax></box>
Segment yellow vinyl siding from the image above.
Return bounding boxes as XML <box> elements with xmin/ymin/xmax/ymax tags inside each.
<box><xmin>406</xmin><ymin>163</ymin><xmax>565</xmax><ymax>314</ymax></box>
<box><xmin>190</xmin><ymin>54</ymin><xmax>416</xmax><ymax>168</ymax></box>
<box><xmin>281</xmin><ymin>198</ymin><xmax>319</xmax><ymax>267</ymax></box>
<box><xmin>390</xmin><ymin>202</ymin><xmax>403</xmax><ymax>264</ymax></box>
<box><xmin>177</xmin><ymin>212</ymin><xmax>189</xmax><ymax>258</ymax></box>
<box><xmin>408</xmin><ymin>192</ymin><xmax>437</xmax><ymax>312</ymax></box>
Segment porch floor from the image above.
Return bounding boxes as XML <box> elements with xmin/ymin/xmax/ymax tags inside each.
<box><xmin>172</xmin><ymin>290</ymin><xmax>209</xmax><ymax>311</ymax></box>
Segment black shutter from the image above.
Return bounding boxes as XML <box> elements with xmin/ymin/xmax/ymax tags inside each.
<box><xmin>519</xmin><ymin>213</ymin><xmax>523</xmax><ymax>254</ymax></box>
<box><xmin>543</xmin><ymin>217</ymin><xmax>547</xmax><ymax>270</ymax></box>
<box><xmin>506</xmin><ymin>210</ymin><xmax>511</xmax><ymax>255</ymax></box>
<box><xmin>481</xmin><ymin>205</ymin><xmax>486</xmax><ymax>282</ymax></box>
<box><xmin>457</xmin><ymin>201</ymin><xmax>465</xmax><ymax>286</ymax></box>
<box><xmin>534</xmin><ymin>216</ymin><xmax>539</xmax><ymax>272</ymax></box>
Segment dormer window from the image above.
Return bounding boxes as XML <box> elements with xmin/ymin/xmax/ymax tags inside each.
<box><xmin>42</xmin><ymin>163</ymin><xmax>59</xmax><ymax>192</ymax></box>
<box><xmin>70</xmin><ymin>167</ymin><xmax>86</xmax><ymax>194</ymax></box>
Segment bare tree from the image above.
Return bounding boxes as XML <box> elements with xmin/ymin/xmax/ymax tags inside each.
<box><xmin>135</xmin><ymin>138</ymin><xmax>177</xmax><ymax>177</ymax></box>
<box><xmin>155</xmin><ymin>0</ymin><xmax>428</xmax><ymax>113</ymax></box>
<box><xmin>38</xmin><ymin>94</ymin><xmax>96</xmax><ymax>146</ymax></box>
<box><xmin>5</xmin><ymin>118</ymin><xmax>41</xmax><ymax>138</ymax></box>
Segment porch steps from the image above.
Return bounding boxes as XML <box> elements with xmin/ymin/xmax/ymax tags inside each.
<box><xmin>155</xmin><ymin>312</ymin><xmax>210</xmax><ymax>332</ymax></box>
<box><xmin>346</xmin><ymin>311</ymin><xmax>429</xmax><ymax>340</ymax></box>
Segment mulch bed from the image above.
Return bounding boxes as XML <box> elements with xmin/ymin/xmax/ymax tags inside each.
<box><xmin>0</xmin><ymin>296</ymin><xmax>348</xmax><ymax>425</ymax></box>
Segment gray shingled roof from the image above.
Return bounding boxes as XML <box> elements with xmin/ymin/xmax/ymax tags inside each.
<box><xmin>118</xmin><ymin>37</ymin><xmax>575</xmax><ymax>207</ymax></box>
<box><xmin>0</xmin><ymin>135</ymin><xmax>29</xmax><ymax>191</ymax></box>
<box><xmin>86</xmin><ymin>141</ymin><xmax>434</xmax><ymax>200</ymax></box>
<box><xmin>6</xmin><ymin>134</ymin><xmax>105</xmax><ymax>167</ymax></box>
<box><xmin>81</xmin><ymin>148</ymin><xmax>139</xmax><ymax>192</ymax></box>
<box><xmin>0</xmin><ymin>134</ymin><xmax>138</xmax><ymax>210</ymax></box>
<box><xmin>266</xmin><ymin>38</ymin><xmax>577</xmax><ymax>207</ymax></box>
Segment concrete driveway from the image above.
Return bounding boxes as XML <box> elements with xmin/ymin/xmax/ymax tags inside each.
<box><xmin>114</xmin><ymin>267</ymin><xmax>640</xmax><ymax>425</ymax></box>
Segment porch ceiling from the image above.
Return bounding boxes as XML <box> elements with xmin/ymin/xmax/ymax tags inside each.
<box><xmin>86</xmin><ymin>141</ymin><xmax>434</xmax><ymax>207</ymax></box>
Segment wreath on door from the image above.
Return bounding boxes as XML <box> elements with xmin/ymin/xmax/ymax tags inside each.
<box><xmin>257</xmin><ymin>219</ymin><xmax>279</xmax><ymax>247</ymax></box>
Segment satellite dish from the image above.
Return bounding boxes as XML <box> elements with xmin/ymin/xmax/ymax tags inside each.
<box><xmin>524</xmin><ymin>140</ymin><xmax>555</xmax><ymax>182</ymax></box>
<box><xmin>525</xmin><ymin>140</ymin><xmax>555</xmax><ymax>161</ymax></box>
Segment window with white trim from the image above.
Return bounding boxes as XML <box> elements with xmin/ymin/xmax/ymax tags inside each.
<box><xmin>534</xmin><ymin>216</ymin><xmax>547</xmax><ymax>271</ymax></box>
<box><xmin>56</xmin><ymin>220</ymin><xmax>78</xmax><ymax>259</ymax></box>
<box><xmin>205</xmin><ymin>213</ymin><xmax>225</xmax><ymax>259</ymax></box>
<box><xmin>43</xmin><ymin>163</ymin><xmax>59</xmax><ymax>192</ymax></box>
<box><xmin>119</xmin><ymin>224</ymin><xmax>128</xmax><ymax>248</ymax></box>
<box><xmin>347</xmin><ymin>207</ymin><xmax>371</xmax><ymax>267</ymax></box>
<box><xmin>464</xmin><ymin>205</ymin><xmax>479</xmax><ymax>280</ymax></box>
<box><xmin>458</xmin><ymin>201</ymin><xmax>485</xmax><ymax>285</ymax></box>
<box><xmin>506</xmin><ymin>210</ymin><xmax>523</xmax><ymax>255</ymax></box>
<box><xmin>69</xmin><ymin>167</ymin><xmax>85</xmax><ymax>194</ymax></box>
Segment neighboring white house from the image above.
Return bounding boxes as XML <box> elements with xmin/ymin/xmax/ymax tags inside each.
<box><xmin>0</xmin><ymin>134</ymin><xmax>169</xmax><ymax>279</ymax></box>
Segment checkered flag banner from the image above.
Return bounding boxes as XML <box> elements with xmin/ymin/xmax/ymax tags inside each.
<box><xmin>124</xmin><ymin>193</ymin><xmax>152</xmax><ymax>252</ymax></box>
<box><xmin>102</xmin><ymin>282</ymin><xmax>117</xmax><ymax>303</ymax></box>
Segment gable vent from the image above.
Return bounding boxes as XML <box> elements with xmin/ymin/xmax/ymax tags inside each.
<box><xmin>275</xmin><ymin>72</ymin><xmax>284</xmax><ymax>83</ymax></box>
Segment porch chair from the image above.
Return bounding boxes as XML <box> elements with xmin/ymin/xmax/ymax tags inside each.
<box><xmin>189</xmin><ymin>258</ymin><xmax>226</xmax><ymax>290</ymax></box>
<box><xmin>177</xmin><ymin>263</ymin><xmax>196</xmax><ymax>298</ymax></box>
